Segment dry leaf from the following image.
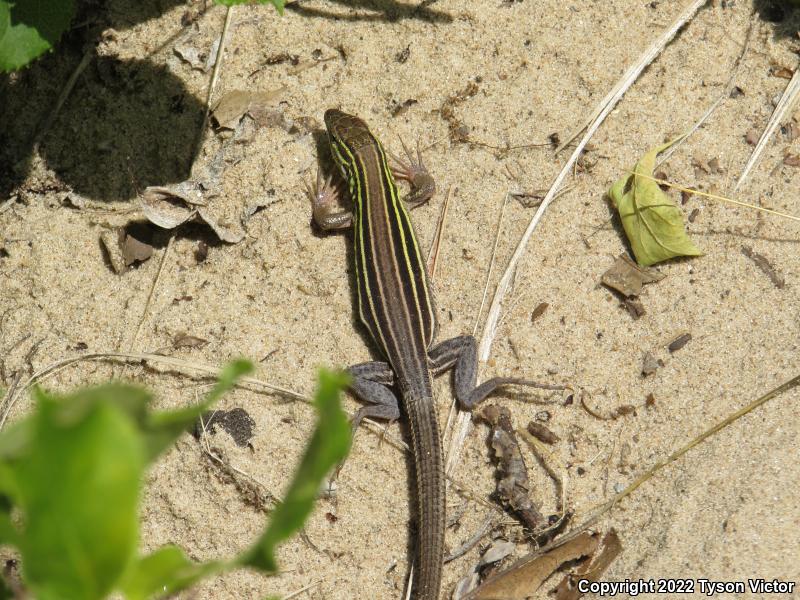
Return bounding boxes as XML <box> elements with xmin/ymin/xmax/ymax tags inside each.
<box><xmin>122</xmin><ymin>233</ymin><xmax>154</xmax><ymax>266</ymax></box>
<box><xmin>100</xmin><ymin>230</ymin><xmax>126</xmax><ymax>274</ymax></box>
<box><xmin>783</xmin><ymin>154</ymin><xmax>800</xmax><ymax>167</ymax></box>
<box><xmin>173</xmin><ymin>41</ymin><xmax>205</xmax><ymax>71</ymax></box>
<box><xmin>173</xmin><ymin>333</ymin><xmax>209</xmax><ymax>349</ymax></box>
<box><xmin>479</xmin><ymin>540</ymin><xmax>516</xmax><ymax>568</ymax></box>
<box><xmin>772</xmin><ymin>66</ymin><xmax>794</xmax><ymax>80</ymax></box>
<box><xmin>141</xmin><ymin>185</ymin><xmax>200</xmax><ymax>229</ymax></box>
<box><xmin>601</xmin><ymin>254</ymin><xmax>664</xmax><ymax>297</ymax></box>
<box><xmin>197</xmin><ymin>207</ymin><xmax>245</xmax><ymax>244</ymax></box>
<box><xmin>668</xmin><ymin>333</ymin><xmax>692</xmax><ymax>353</ymax></box>
<box><xmin>465</xmin><ymin>532</ymin><xmax>599</xmax><ymax>600</ymax></box>
<box><xmin>553</xmin><ymin>530</ymin><xmax>622</xmax><ymax>600</ymax></box>
<box><xmin>141</xmin><ymin>182</ymin><xmax>243</xmax><ymax>243</ymax></box>
<box><xmin>609</xmin><ymin>140</ymin><xmax>702</xmax><ymax>266</ymax></box>
<box><xmin>641</xmin><ymin>352</ymin><xmax>663</xmax><ymax>376</ymax></box>
<box><xmin>211</xmin><ymin>89</ymin><xmax>285</xmax><ymax>130</ymax></box>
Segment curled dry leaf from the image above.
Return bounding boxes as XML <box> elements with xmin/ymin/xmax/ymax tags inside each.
<box><xmin>100</xmin><ymin>230</ymin><xmax>126</xmax><ymax>274</ymax></box>
<box><xmin>141</xmin><ymin>184</ymin><xmax>244</xmax><ymax>244</ymax></box>
<box><xmin>141</xmin><ymin>184</ymin><xmax>201</xmax><ymax>229</ymax></box>
<box><xmin>211</xmin><ymin>88</ymin><xmax>285</xmax><ymax>130</ymax></box>
<box><xmin>601</xmin><ymin>254</ymin><xmax>664</xmax><ymax>297</ymax></box>
<box><xmin>464</xmin><ymin>532</ymin><xmax>599</xmax><ymax>600</ymax></box>
<box><xmin>553</xmin><ymin>530</ymin><xmax>622</xmax><ymax>600</ymax></box>
<box><xmin>479</xmin><ymin>405</ymin><xmax>543</xmax><ymax>531</ymax></box>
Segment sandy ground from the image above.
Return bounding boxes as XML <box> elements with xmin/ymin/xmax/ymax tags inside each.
<box><xmin>2</xmin><ymin>0</ymin><xmax>800</xmax><ymax>598</ymax></box>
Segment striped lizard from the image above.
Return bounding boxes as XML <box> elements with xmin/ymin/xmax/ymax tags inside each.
<box><xmin>308</xmin><ymin>109</ymin><xmax>556</xmax><ymax>599</ymax></box>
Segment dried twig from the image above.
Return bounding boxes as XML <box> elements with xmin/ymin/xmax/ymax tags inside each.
<box><xmin>10</xmin><ymin>351</ymin><xmax>310</xmax><ymax>406</ymax></box>
<box><xmin>444</xmin><ymin>513</ymin><xmax>495</xmax><ymax>563</ymax></box>
<box><xmin>426</xmin><ymin>185</ymin><xmax>452</xmax><ymax>279</ymax></box>
<box><xmin>192</xmin><ymin>5</ymin><xmax>236</xmax><ymax>165</ymax></box>
<box><xmin>734</xmin><ymin>66</ymin><xmax>800</xmax><ymax>191</ymax></box>
<box><xmin>557</xmin><ymin>0</ymin><xmax>710</xmax><ymax>153</ymax></box>
<box><xmin>130</xmin><ymin>234</ymin><xmax>174</xmax><ymax>350</ymax></box>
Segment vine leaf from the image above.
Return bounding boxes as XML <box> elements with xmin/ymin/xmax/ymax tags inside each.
<box><xmin>0</xmin><ymin>0</ymin><xmax>75</xmax><ymax>72</ymax></box>
<box><xmin>608</xmin><ymin>140</ymin><xmax>702</xmax><ymax>267</ymax></box>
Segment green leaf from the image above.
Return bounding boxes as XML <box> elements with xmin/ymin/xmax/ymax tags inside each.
<box><xmin>240</xmin><ymin>368</ymin><xmax>350</xmax><ymax>572</ymax></box>
<box><xmin>143</xmin><ymin>359</ymin><xmax>253</xmax><ymax>461</ymax></box>
<box><xmin>0</xmin><ymin>361</ymin><xmax>254</xmax><ymax>600</ymax></box>
<box><xmin>0</xmin><ymin>0</ymin><xmax>75</xmax><ymax>72</ymax></box>
<box><xmin>10</xmin><ymin>386</ymin><xmax>146</xmax><ymax>600</ymax></box>
<box><xmin>608</xmin><ymin>140</ymin><xmax>702</xmax><ymax>267</ymax></box>
<box><xmin>120</xmin><ymin>546</ymin><xmax>225</xmax><ymax>600</ymax></box>
<box><xmin>213</xmin><ymin>0</ymin><xmax>285</xmax><ymax>15</ymax></box>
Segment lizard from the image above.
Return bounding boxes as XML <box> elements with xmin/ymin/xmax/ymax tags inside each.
<box><xmin>307</xmin><ymin>109</ymin><xmax>558</xmax><ymax>599</ymax></box>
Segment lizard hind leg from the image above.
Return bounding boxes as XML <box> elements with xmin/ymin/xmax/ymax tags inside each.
<box><xmin>428</xmin><ymin>335</ymin><xmax>566</xmax><ymax>410</ymax></box>
<box><xmin>330</xmin><ymin>361</ymin><xmax>400</xmax><ymax>480</ymax></box>
<box><xmin>346</xmin><ymin>361</ymin><xmax>400</xmax><ymax>437</ymax></box>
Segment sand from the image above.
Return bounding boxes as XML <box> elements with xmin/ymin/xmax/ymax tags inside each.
<box><xmin>1</xmin><ymin>0</ymin><xmax>799</xmax><ymax>598</ymax></box>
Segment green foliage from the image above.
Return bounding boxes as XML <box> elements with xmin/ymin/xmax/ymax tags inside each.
<box><xmin>0</xmin><ymin>385</ymin><xmax>147</xmax><ymax>600</ymax></box>
<box><xmin>0</xmin><ymin>363</ymin><xmax>351</xmax><ymax>599</ymax></box>
<box><xmin>608</xmin><ymin>140</ymin><xmax>702</xmax><ymax>267</ymax></box>
<box><xmin>213</xmin><ymin>0</ymin><xmax>286</xmax><ymax>15</ymax></box>
<box><xmin>0</xmin><ymin>0</ymin><xmax>75</xmax><ymax>72</ymax></box>
<box><xmin>120</xmin><ymin>546</ymin><xmax>224</xmax><ymax>600</ymax></box>
<box><xmin>240</xmin><ymin>368</ymin><xmax>351</xmax><ymax>571</ymax></box>
<box><xmin>0</xmin><ymin>0</ymin><xmax>285</xmax><ymax>72</ymax></box>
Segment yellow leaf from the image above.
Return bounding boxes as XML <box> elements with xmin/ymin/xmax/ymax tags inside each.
<box><xmin>608</xmin><ymin>140</ymin><xmax>702</xmax><ymax>266</ymax></box>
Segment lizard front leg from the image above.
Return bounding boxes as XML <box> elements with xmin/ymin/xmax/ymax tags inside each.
<box><xmin>388</xmin><ymin>138</ymin><xmax>436</xmax><ymax>208</ymax></box>
<box><xmin>305</xmin><ymin>168</ymin><xmax>352</xmax><ymax>230</ymax></box>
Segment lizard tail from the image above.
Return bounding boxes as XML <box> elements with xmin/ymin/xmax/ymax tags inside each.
<box><xmin>406</xmin><ymin>396</ymin><xmax>445</xmax><ymax>600</ymax></box>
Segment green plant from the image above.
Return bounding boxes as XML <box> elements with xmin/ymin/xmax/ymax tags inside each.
<box><xmin>0</xmin><ymin>362</ymin><xmax>351</xmax><ymax>599</ymax></box>
<box><xmin>0</xmin><ymin>0</ymin><xmax>285</xmax><ymax>73</ymax></box>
